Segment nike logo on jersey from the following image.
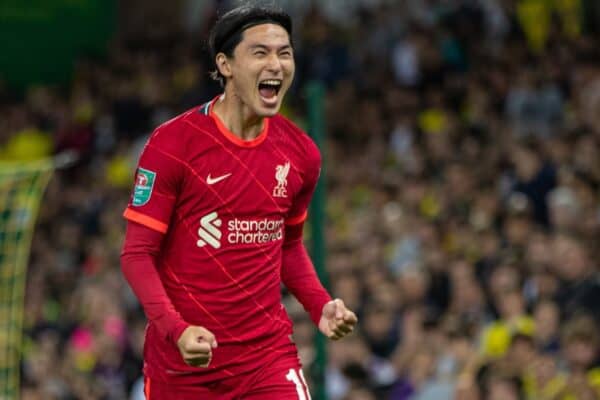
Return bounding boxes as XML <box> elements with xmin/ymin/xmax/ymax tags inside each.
<box><xmin>206</xmin><ymin>173</ymin><xmax>232</xmax><ymax>185</ymax></box>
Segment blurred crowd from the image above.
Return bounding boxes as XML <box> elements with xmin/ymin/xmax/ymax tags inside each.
<box><xmin>2</xmin><ymin>0</ymin><xmax>599</xmax><ymax>399</ymax></box>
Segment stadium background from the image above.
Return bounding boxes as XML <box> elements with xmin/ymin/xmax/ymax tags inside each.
<box><xmin>1</xmin><ymin>0</ymin><xmax>600</xmax><ymax>399</ymax></box>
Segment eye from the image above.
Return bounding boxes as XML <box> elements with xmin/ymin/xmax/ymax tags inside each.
<box><xmin>279</xmin><ymin>51</ymin><xmax>292</xmax><ymax>58</ymax></box>
<box><xmin>254</xmin><ymin>50</ymin><xmax>267</xmax><ymax>57</ymax></box>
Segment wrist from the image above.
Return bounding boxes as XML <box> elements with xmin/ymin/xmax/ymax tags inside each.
<box><xmin>171</xmin><ymin>320</ymin><xmax>191</xmax><ymax>346</ymax></box>
<box><xmin>311</xmin><ymin>295</ymin><xmax>332</xmax><ymax>326</ymax></box>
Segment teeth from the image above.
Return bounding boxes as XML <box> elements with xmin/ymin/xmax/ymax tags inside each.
<box><xmin>261</xmin><ymin>80</ymin><xmax>282</xmax><ymax>86</ymax></box>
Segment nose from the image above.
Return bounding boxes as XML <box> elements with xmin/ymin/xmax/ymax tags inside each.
<box><xmin>265</xmin><ymin>53</ymin><xmax>282</xmax><ymax>72</ymax></box>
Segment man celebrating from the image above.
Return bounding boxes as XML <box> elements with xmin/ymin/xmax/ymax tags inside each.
<box><xmin>120</xmin><ymin>5</ymin><xmax>357</xmax><ymax>399</ymax></box>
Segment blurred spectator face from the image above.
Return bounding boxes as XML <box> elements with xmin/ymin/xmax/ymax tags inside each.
<box><xmin>449</xmin><ymin>259</ymin><xmax>472</xmax><ymax>283</ymax></box>
<box><xmin>470</xmin><ymin>191</ymin><xmax>499</xmax><ymax>232</ymax></box>
<box><xmin>524</xmin><ymin>232</ymin><xmax>552</xmax><ymax>269</ymax></box>
<box><xmin>504</xmin><ymin>213</ymin><xmax>533</xmax><ymax>247</ymax></box>
<box><xmin>512</xmin><ymin>146</ymin><xmax>540</xmax><ymax>182</ymax></box>
<box><xmin>424</xmin><ymin>129</ymin><xmax>453</xmax><ymax>163</ymax></box>
<box><xmin>533</xmin><ymin>353</ymin><xmax>559</xmax><ymax>388</ymax></box>
<box><xmin>548</xmin><ymin>187</ymin><xmax>580</xmax><ymax>232</ymax></box>
<box><xmin>545</xmin><ymin>137</ymin><xmax>571</xmax><ymax>165</ymax></box>
<box><xmin>452</xmin><ymin>280</ymin><xmax>485</xmax><ymax>317</ymax></box>
<box><xmin>332</xmin><ymin>273</ymin><xmax>362</xmax><ymax>312</ymax></box>
<box><xmin>363</xmin><ymin>265</ymin><xmax>388</xmax><ymax>294</ymax></box>
<box><xmin>446</xmin><ymin>333</ymin><xmax>475</xmax><ymax>370</ymax></box>
<box><xmin>218</xmin><ymin>24</ymin><xmax>295</xmax><ymax>118</ymax></box>
<box><xmin>397</xmin><ymin>268</ymin><xmax>429</xmax><ymax>305</ymax></box>
<box><xmin>450</xmin><ymin>261</ymin><xmax>485</xmax><ymax>315</ymax></box>
<box><xmin>422</xmin><ymin>244</ymin><xmax>446</xmax><ymax>273</ymax></box>
<box><xmin>573</xmin><ymin>135</ymin><xmax>599</xmax><ymax>176</ymax></box>
<box><xmin>533</xmin><ymin>300</ymin><xmax>559</xmax><ymax>345</ymax></box>
<box><xmin>508</xmin><ymin>334</ymin><xmax>536</xmax><ymax>370</ymax></box>
<box><xmin>575</xmin><ymin>66</ymin><xmax>600</xmax><ymax>134</ymax></box>
<box><xmin>552</xmin><ymin>235</ymin><xmax>589</xmax><ymax>281</ymax></box>
<box><xmin>496</xmin><ymin>290</ymin><xmax>525</xmax><ymax>320</ymax></box>
<box><xmin>562</xmin><ymin>316</ymin><xmax>599</xmax><ymax>371</ymax></box>
<box><xmin>486</xmin><ymin>376</ymin><xmax>521</xmax><ymax>400</ymax></box>
<box><xmin>371</xmin><ymin>281</ymin><xmax>399</xmax><ymax>311</ymax></box>
<box><xmin>564</xmin><ymin>338</ymin><xmax>597</xmax><ymax>371</ymax></box>
<box><xmin>529</xmin><ymin>271</ymin><xmax>559</xmax><ymax>300</ymax></box>
<box><xmin>489</xmin><ymin>265</ymin><xmax>520</xmax><ymax>298</ymax></box>
<box><xmin>358</xmin><ymin>236</ymin><xmax>384</xmax><ymax>268</ymax></box>
<box><xmin>401</xmin><ymin>180</ymin><xmax>427</xmax><ymax>210</ymax></box>
<box><xmin>445</xmin><ymin>163</ymin><xmax>473</xmax><ymax>201</ymax></box>
<box><xmin>363</xmin><ymin>303</ymin><xmax>396</xmax><ymax>343</ymax></box>
<box><xmin>407</xmin><ymin>348</ymin><xmax>435</xmax><ymax>386</ymax></box>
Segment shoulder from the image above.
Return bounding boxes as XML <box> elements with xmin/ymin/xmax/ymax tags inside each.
<box><xmin>147</xmin><ymin>109</ymin><xmax>190</xmax><ymax>146</ymax></box>
<box><xmin>271</xmin><ymin>114</ymin><xmax>321</xmax><ymax>165</ymax></box>
<box><xmin>146</xmin><ymin>105</ymin><xmax>213</xmax><ymax>153</ymax></box>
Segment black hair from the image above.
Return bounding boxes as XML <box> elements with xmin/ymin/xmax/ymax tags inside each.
<box><xmin>208</xmin><ymin>4</ymin><xmax>292</xmax><ymax>87</ymax></box>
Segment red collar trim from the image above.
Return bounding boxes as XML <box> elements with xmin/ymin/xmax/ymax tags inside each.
<box><xmin>208</xmin><ymin>96</ymin><xmax>269</xmax><ymax>148</ymax></box>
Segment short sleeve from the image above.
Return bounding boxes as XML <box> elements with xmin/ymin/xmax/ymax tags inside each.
<box><xmin>123</xmin><ymin>130</ymin><xmax>183</xmax><ymax>233</ymax></box>
<box><xmin>286</xmin><ymin>141</ymin><xmax>321</xmax><ymax>226</ymax></box>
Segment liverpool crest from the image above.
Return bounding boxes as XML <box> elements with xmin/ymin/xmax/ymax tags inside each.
<box><xmin>273</xmin><ymin>161</ymin><xmax>290</xmax><ymax>198</ymax></box>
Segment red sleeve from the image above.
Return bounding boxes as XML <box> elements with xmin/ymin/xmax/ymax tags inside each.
<box><xmin>123</xmin><ymin>127</ymin><xmax>183</xmax><ymax>233</ymax></box>
<box><xmin>120</xmin><ymin>221</ymin><xmax>189</xmax><ymax>345</ymax></box>
<box><xmin>281</xmin><ymin>230</ymin><xmax>332</xmax><ymax>326</ymax></box>
<box><xmin>285</xmin><ymin>138</ymin><xmax>321</xmax><ymax>226</ymax></box>
<box><xmin>282</xmin><ymin>136</ymin><xmax>330</xmax><ymax>325</ymax></box>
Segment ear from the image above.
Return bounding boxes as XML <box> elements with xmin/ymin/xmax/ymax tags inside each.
<box><xmin>215</xmin><ymin>53</ymin><xmax>232</xmax><ymax>79</ymax></box>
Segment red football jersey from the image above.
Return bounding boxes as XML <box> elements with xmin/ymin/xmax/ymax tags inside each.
<box><xmin>123</xmin><ymin>97</ymin><xmax>321</xmax><ymax>384</ymax></box>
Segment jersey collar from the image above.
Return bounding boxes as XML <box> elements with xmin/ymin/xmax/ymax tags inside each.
<box><xmin>200</xmin><ymin>95</ymin><xmax>269</xmax><ymax>148</ymax></box>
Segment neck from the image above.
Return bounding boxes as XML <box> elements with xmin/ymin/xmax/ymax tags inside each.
<box><xmin>212</xmin><ymin>89</ymin><xmax>265</xmax><ymax>140</ymax></box>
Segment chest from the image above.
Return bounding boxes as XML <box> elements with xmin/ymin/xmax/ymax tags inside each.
<box><xmin>180</xmin><ymin>144</ymin><xmax>302</xmax><ymax>219</ymax></box>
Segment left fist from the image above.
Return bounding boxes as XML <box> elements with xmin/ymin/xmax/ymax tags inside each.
<box><xmin>318</xmin><ymin>299</ymin><xmax>357</xmax><ymax>340</ymax></box>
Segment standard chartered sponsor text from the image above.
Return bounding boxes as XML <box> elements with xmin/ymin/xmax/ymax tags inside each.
<box><xmin>227</xmin><ymin>217</ymin><xmax>284</xmax><ymax>244</ymax></box>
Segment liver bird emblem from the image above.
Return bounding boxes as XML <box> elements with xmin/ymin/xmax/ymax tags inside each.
<box><xmin>273</xmin><ymin>161</ymin><xmax>290</xmax><ymax>197</ymax></box>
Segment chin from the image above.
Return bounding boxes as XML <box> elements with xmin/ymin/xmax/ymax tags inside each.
<box><xmin>255</xmin><ymin>103</ymin><xmax>281</xmax><ymax>117</ymax></box>
<box><xmin>261</xmin><ymin>108</ymin><xmax>280</xmax><ymax>117</ymax></box>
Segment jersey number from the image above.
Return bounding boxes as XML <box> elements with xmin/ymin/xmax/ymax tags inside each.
<box><xmin>286</xmin><ymin>368</ymin><xmax>311</xmax><ymax>400</ymax></box>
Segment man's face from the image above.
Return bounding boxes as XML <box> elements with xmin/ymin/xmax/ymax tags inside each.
<box><xmin>221</xmin><ymin>23</ymin><xmax>294</xmax><ymax>117</ymax></box>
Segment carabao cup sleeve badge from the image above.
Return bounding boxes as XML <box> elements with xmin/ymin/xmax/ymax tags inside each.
<box><xmin>132</xmin><ymin>167</ymin><xmax>156</xmax><ymax>206</ymax></box>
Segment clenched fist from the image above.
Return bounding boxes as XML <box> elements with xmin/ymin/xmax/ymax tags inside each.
<box><xmin>176</xmin><ymin>326</ymin><xmax>218</xmax><ymax>367</ymax></box>
<box><xmin>318</xmin><ymin>299</ymin><xmax>357</xmax><ymax>340</ymax></box>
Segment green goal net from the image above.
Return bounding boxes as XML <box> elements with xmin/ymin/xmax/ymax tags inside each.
<box><xmin>0</xmin><ymin>158</ymin><xmax>58</xmax><ymax>399</ymax></box>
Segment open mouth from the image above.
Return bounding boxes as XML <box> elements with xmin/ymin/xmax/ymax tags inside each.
<box><xmin>258</xmin><ymin>79</ymin><xmax>282</xmax><ymax>102</ymax></box>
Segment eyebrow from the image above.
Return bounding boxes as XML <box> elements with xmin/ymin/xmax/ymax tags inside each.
<box><xmin>248</xmin><ymin>44</ymin><xmax>293</xmax><ymax>52</ymax></box>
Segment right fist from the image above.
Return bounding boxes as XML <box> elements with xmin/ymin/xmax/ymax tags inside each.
<box><xmin>176</xmin><ymin>326</ymin><xmax>218</xmax><ymax>368</ymax></box>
